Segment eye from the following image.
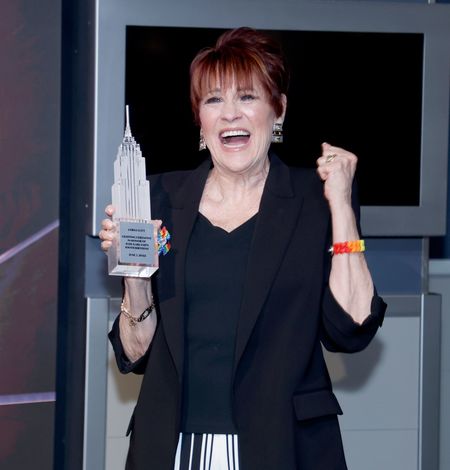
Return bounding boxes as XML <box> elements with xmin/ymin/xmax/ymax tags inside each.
<box><xmin>240</xmin><ymin>94</ymin><xmax>256</xmax><ymax>102</ymax></box>
<box><xmin>204</xmin><ymin>96</ymin><xmax>222</xmax><ymax>104</ymax></box>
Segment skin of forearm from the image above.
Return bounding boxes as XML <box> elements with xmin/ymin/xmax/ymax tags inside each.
<box><xmin>328</xmin><ymin>202</ymin><xmax>374</xmax><ymax>325</ymax></box>
<box><xmin>120</xmin><ymin>278</ymin><xmax>158</xmax><ymax>362</ymax></box>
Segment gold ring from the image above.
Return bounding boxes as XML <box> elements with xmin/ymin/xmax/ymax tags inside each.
<box><xmin>326</xmin><ymin>153</ymin><xmax>337</xmax><ymax>163</ymax></box>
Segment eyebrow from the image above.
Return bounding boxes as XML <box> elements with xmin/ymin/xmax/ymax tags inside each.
<box><xmin>205</xmin><ymin>86</ymin><xmax>257</xmax><ymax>94</ymax></box>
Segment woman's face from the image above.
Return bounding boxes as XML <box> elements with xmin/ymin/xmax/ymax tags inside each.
<box><xmin>199</xmin><ymin>77</ymin><xmax>286</xmax><ymax>176</ymax></box>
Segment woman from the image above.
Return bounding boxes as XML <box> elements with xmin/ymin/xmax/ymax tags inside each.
<box><xmin>100</xmin><ymin>27</ymin><xmax>386</xmax><ymax>470</ymax></box>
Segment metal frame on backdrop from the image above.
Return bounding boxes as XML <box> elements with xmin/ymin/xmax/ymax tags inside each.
<box><xmin>57</xmin><ymin>1</ymin><xmax>449</xmax><ymax>469</ymax></box>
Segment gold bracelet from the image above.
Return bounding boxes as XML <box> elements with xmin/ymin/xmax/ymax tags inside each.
<box><xmin>120</xmin><ymin>300</ymin><xmax>155</xmax><ymax>327</ymax></box>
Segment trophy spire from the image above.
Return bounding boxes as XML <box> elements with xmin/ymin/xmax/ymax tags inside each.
<box><xmin>124</xmin><ymin>105</ymin><xmax>132</xmax><ymax>139</ymax></box>
<box><xmin>112</xmin><ymin>106</ymin><xmax>151</xmax><ymax>222</ymax></box>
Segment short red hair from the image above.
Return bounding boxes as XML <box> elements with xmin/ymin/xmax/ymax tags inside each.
<box><xmin>190</xmin><ymin>27</ymin><xmax>289</xmax><ymax>124</ymax></box>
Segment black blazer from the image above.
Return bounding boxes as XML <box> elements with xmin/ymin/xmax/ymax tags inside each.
<box><xmin>109</xmin><ymin>154</ymin><xmax>387</xmax><ymax>470</ymax></box>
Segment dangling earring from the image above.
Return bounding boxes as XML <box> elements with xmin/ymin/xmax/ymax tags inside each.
<box><xmin>199</xmin><ymin>129</ymin><xmax>206</xmax><ymax>151</ymax></box>
<box><xmin>271</xmin><ymin>122</ymin><xmax>283</xmax><ymax>143</ymax></box>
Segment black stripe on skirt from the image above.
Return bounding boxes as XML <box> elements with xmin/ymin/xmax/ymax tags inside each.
<box><xmin>174</xmin><ymin>433</ymin><xmax>239</xmax><ymax>470</ymax></box>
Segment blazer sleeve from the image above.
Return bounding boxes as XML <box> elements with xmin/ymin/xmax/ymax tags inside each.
<box><xmin>319</xmin><ymin>179</ymin><xmax>387</xmax><ymax>353</ymax></box>
<box><xmin>320</xmin><ymin>286</ymin><xmax>387</xmax><ymax>353</ymax></box>
<box><xmin>108</xmin><ymin>314</ymin><xmax>152</xmax><ymax>374</ymax></box>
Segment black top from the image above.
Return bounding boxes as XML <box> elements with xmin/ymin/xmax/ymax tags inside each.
<box><xmin>181</xmin><ymin>212</ymin><xmax>257</xmax><ymax>433</ymax></box>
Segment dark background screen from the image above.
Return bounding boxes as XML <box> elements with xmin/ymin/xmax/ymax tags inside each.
<box><xmin>125</xmin><ymin>26</ymin><xmax>423</xmax><ymax>206</ymax></box>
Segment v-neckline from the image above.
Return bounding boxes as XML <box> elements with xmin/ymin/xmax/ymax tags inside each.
<box><xmin>198</xmin><ymin>212</ymin><xmax>258</xmax><ymax>235</ymax></box>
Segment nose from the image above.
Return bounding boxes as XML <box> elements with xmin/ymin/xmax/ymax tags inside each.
<box><xmin>220</xmin><ymin>98</ymin><xmax>241</xmax><ymax>122</ymax></box>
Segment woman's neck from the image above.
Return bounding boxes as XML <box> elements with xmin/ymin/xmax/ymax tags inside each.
<box><xmin>206</xmin><ymin>158</ymin><xmax>270</xmax><ymax>203</ymax></box>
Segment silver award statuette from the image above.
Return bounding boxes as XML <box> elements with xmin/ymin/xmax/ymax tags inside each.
<box><xmin>108</xmin><ymin>106</ymin><xmax>158</xmax><ymax>277</ymax></box>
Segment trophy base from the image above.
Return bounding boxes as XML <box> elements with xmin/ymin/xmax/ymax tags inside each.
<box><xmin>107</xmin><ymin>220</ymin><xmax>158</xmax><ymax>278</ymax></box>
<box><xmin>108</xmin><ymin>263</ymin><xmax>158</xmax><ymax>278</ymax></box>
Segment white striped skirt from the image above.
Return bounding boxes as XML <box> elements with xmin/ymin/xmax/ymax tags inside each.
<box><xmin>173</xmin><ymin>433</ymin><xmax>240</xmax><ymax>470</ymax></box>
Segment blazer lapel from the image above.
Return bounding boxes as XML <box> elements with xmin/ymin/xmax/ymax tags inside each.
<box><xmin>233</xmin><ymin>155</ymin><xmax>304</xmax><ymax>370</ymax></box>
<box><xmin>158</xmin><ymin>159</ymin><xmax>211</xmax><ymax>381</ymax></box>
<box><xmin>159</xmin><ymin>155</ymin><xmax>304</xmax><ymax>380</ymax></box>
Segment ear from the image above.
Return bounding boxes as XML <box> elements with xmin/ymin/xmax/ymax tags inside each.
<box><xmin>276</xmin><ymin>94</ymin><xmax>287</xmax><ymax>123</ymax></box>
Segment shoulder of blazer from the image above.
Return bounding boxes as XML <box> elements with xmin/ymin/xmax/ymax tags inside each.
<box><xmin>149</xmin><ymin>158</ymin><xmax>212</xmax><ymax>209</ymax></box>
<box><xmin>288</xmin><ymin>164</ymin><xmax>361</xmax><ymax>232</ymax></box>
<box><xmin>149</xmin><ymin>169</ymin><xmax>194</xmax><ymax>199</ymax></box>
<box><xmin>288</xmin><ymin>165</ymin><xmax>329</xmax><ymax>206</ymax></box>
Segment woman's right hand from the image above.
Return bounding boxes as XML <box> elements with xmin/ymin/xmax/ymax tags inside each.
<box><xmin>99</xmin><ymin>204</ymin><xmax>116</xmax><ymax>253</ymax></box>
<box><xmin>99</xmin><ymin>204</ymin><xmax>158</xmax><ymax>362</ymax></box>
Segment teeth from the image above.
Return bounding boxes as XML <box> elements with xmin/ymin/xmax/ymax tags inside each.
<box><xmin>220</xmin><ymin>129</ymin><xmax>250</xmax><ymax>138</ymax></box>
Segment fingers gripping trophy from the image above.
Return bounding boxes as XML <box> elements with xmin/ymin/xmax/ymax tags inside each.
<box><xmin>108</xmin><ymin>106</ymin><xmax>169</xmax><ymax>278</ymax></box>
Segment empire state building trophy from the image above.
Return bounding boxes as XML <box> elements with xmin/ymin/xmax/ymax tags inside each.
<box><xmin>108</xmin><ymin>106</ymin><xmax>158</xmax><ymax>277</ymax></box>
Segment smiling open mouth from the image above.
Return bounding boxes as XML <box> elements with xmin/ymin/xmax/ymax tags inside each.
<box><xmin>220</xmin><ymin>129</ymin><xmax>250</xmax><ymax>146</ymax></box>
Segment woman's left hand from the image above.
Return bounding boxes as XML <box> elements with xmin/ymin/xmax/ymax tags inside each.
<box><xmin>316</xmin><ymin>142</ymin><xmax>357</xmax><ymax>207</ymax></box>
<box><xmin>317</xmin><ymin>143</ymin><xmax>374</xmax><ymax>325</ymax></box>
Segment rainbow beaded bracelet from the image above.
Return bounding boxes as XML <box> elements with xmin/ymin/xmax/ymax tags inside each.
<box><xmin>329</xmin><ymin>240</ymin><xmax>365</xmax><ymax>255</ymax></box>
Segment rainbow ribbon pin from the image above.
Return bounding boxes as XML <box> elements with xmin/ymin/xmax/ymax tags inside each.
<box><xmin>157</xmin><ymin>226</ymin><xmax>171</xmax><ymax>256</ymax></box>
